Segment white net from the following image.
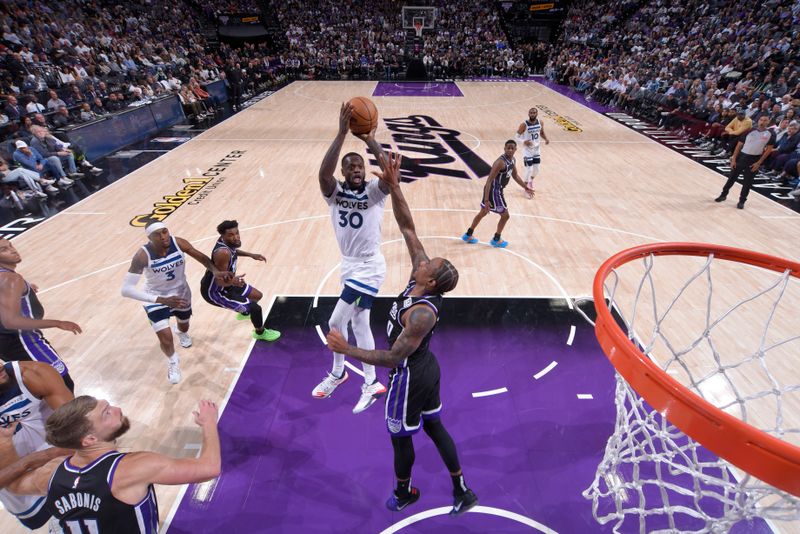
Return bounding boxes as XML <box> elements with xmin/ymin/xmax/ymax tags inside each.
<box><xmin>583</xmin><ymin>251</ymin><xmax>800</xmax><ymax>533</ymax></box>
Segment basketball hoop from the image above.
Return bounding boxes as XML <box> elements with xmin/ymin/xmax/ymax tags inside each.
<box><xmin>413</xmin><ymin>20</ymin><xmax>423</xmax><ymax>38</ymax></box>
<box><xmin>583</xmin><ymin>242</ymin><xmax>800</xmax><ymax>532</ymax></box>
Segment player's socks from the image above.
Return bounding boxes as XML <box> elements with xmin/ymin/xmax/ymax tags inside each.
<box><xmin>396</xmin><ymin>478</ymin><xmax>411</xmax><ymax>497</ymax></box>
<box><xmin>451</xmin><ymin>473</ymin><xmax>467</xmax><ymax>496</ymax></box>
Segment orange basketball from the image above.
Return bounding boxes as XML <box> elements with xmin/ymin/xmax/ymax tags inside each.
<box><xmin>348</xmin><ymin>96</ymin><xmax>378</xmax><ymax>135</ymax></box>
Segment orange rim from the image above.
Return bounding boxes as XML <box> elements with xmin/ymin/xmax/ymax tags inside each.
<box><xmin>593</xmin><ymin>242</ymin><xmax>800</xmax><ymax>496</ymax></box>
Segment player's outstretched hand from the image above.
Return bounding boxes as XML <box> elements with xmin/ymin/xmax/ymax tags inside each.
<box><xmin>193</xmin><ymin>400</ymin><xmax>219</xmax><ymax>427</ymax></box>
<box><xmin>56</xmin><ymin>321</ymin><xmax>82</xmax><ymax>334</ymax></box>
<box><xmin>157</xmin><ymin>295</ymin><xmax>188</xmax><ymax>309</ymax></box>
<box><xmin>354</xmin><ymin>123</ymin><xmax>377</xmax><ymax>143</ymax></box>
<box><xmin>250</xmin><ymin>254</ymin><xmax>267</xmax><ymax>263</ymax></box>
<box><xmin>372</xmin><ymin>151</ymin><xmax>403</xmax><ymax>188</ymax></box>
<box><xmin>339</xmin><ymin>102</ymin><xmax>353</xmax><ymax>135</ymax></box>
<box><xmin>326</xmin><ymin>328</ymin><xmax>350</xmax><ymax>354</ymax></box>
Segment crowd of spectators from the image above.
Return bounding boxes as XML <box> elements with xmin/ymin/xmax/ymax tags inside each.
<box><xmin>273</xmin><ymin>0</ymin><xmax>536</xmax><ymax>80</ymax></box>
<box><xmin>546</xmin><ymin>0</ymin><xmax>800</xmax><ymax>197</ymax></box>
<box><xmin>0</xmin><ymin>0</ymin><xmax>293</xmax><ymax>217</ymax></box>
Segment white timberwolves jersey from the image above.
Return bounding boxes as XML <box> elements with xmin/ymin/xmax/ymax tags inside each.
<box><xmin>0</xmin><ymin>361</ymin><xmax>53</xmax><ymax>516</ymax></box>
<box><xmin>141</xmin><ymin>236</ymin><xmax>189</xmax><ymax>296</ymax></box>
<box><xmin>325</xmin><ymin>180</ymin><xmax>388</xmax><ymax>258</ymax></box>
<box><xmin>523</xmin><ymin>119</ymin><xmax>542</xmax><ymax>156</ymax></box>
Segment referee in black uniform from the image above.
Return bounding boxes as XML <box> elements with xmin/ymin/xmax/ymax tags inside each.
<box><xmin>715</xmin><ymin>115</ymin><xmax>775</xmax><ymax>209</ymax></box>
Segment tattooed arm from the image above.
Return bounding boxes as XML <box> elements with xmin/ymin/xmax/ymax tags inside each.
<box><xmin>326</xmin><ymin>305</ymin><xmax>435</xmax><ymax>368</ymax></box>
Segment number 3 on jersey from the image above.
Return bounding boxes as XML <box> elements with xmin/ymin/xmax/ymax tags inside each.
<box><xmin>338</xmin><ymin>209</ymin><xmax>363</xmax><ymax>229</ymax></box>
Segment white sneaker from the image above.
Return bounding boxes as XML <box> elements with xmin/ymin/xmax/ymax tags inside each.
<box><xmin>57</xmin><ymin>178</ymin><xmax>74</xmax><ymax>187</ymax></box>
<box><xmin>167</xmin><ymin>356</ymin><xmax>181</xmax><ymax>384</ymax></box>
<box><xmin>39</xmin><ymin>178</ymin><xmax>55</xmax><ymax>186</ymax></box>
<box><xmin>176</xmin><ymin>331</ymin><xmax>192</xmax><ymax>348</ymax></box>
<box><xmin>353</xmin><ymin>379</ymin><xmax>388</xmax><ymax>414</ymax></box>
<box><xmin>33</xmin><ymin>190</ymin><xmax>48</xmax><ymax>199</ymax></box>
<box><xmin>89</xmin><ymin>166</ymin><xmax>103</xmax><ymax>175</ymax></box>
<box><xmin>312</xmin><ymin>371</ymin><xmax>349</xmax><ymax>398</ymax></box>
<box><xmin>45</xmin><ymin>185</ymin><xmax>59</xmax><ymax>194</ymax></box>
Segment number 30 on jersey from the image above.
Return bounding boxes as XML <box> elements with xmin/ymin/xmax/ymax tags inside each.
<box><xmin>338</xmin><ymin>210</ymin><xmax>363</xmax><ymax>229</ymax></box>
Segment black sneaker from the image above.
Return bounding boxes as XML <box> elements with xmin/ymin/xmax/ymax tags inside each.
<box><xmin>737</xmin><ymin>200</ymin><xmax>745</xmax><ymax>209</ymax></box>
<box><xmin>714</xmin><ymin>194</ymin><xmax>727</xmax><ymax>202</ymax></box>
<box><xmin>449</xmin><ymin>489</ymin><xmax>478</xmax><ymax>516</ymax></box>
<box><xmin>386</xmin><ymin>487</ymin><xmax>420</xmax><ymax>511</ymax></box>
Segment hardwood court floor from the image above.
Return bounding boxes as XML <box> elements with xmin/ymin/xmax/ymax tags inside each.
<box><xmin>3</xmin><ymin>81</ymin><xmax>798</xmax><ymax>533</ymax></box>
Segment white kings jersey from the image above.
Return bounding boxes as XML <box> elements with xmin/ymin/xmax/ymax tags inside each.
<box><xmin>522</xmin><ymin>119</ymin><xmax>542</xmax><ymax>156</ymax></box>
<box><xmin>324</xmin><ymin>180</ymin><xmax>388</xmax><ymax>258</ymax></box>
<box><xmin>0</xmin><ymin>361</ymin><xmax>53</xmax><ymax>515</ymax></box>
<box><xmin>141</xmin><ymin>236</ymin><xmax>189</xmax><ymax>296</ymax></box>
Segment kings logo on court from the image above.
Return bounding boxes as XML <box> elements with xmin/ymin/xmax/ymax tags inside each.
<box><xmin>377</xmin><ymin>116</ymin><xmax>492</xmax><ymax>181</ymax></box>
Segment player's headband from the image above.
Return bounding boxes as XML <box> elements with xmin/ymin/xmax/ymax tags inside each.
<box><xmin>145</xmin><ymin>222</ymin><xmax>168</xmax><ymax>236</ymax></box>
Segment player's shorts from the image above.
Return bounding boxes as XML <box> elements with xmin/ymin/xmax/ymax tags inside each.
<box><xmin>142</xmin><ymin>284</ymin><xmax>192</xmax><ymax>331</ymax></box>
<box><xmin>523</xmin><ymin>156</ymin><xmax>541</xmax><ymax>166</ymax></box>
<box><xmin>340</xmin><ymin>253</ymin><xmax>386</xmax><ymax>310</ymax></box>
<box><xmin>480</xmin><ymin>183</ymin><xmax>508</xmax><ymax>214</ymax></box>
<box><xmin>0</xmin><ymin>331</ymin><xmax>68</xmax><ymax>378</ymax></box>
<box><xmin>385</xmin><ymin>353</ymin><xmax>442</xmax><ymax>437</ymax></box>
<box><xmin>200</xmin><ymin>275</ymin><xmax>252</xmax><ymax>314</ymax></box>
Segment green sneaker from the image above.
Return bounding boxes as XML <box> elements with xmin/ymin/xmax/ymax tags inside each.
<box><xmin>253</xmin><ymin>329</ymin><xmax>281</xmax><ymax>342</ymax></box>
<box><xmin>236</xmin><ymin>312</ymin><xmax>250</xmax><ymax>321</ymax></box>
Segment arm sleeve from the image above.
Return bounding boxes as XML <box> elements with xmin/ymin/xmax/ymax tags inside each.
<box><xmin>120</xmin><ymin>272</ymin><xmax>157</xmax><ymax>303</ymax></box>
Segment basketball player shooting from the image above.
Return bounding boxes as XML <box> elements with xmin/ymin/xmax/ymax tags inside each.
<box><xmin>312</xmin><ymin>101</ymin><xmax>390</xmax><ymax>414</ymax></box>
<box><xmin>327</xmin><ymin>152</ymin><xmax>478</xmax><ymax>515</ymax></box>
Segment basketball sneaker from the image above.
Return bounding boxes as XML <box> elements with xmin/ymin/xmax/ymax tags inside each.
<box><xmin>235</xmin><ymin>312</ymin><xmax>249</xmax><ymax>321</ymax></box>
<box><xmin>174</xmin><ymin>329</ymin><xmax>192</xmax><ymax>348</ymax></box>
<box><xmin>353</xmin><ymin>379</ymin><xmax>387</xmax><ymax>414</ymax></box>
<box><xmin>449</xmin><ymin>489</ymin><xmax>478</xmax><ymax>516</ymax></box>
<box><xmin>253</xmin><ymin>328</ymin><xmax>281</xmax><ymax>342</ymax></box>
<box><xmin>386</xmin><ymin>487</ymin><xmax>420</xmax><ymax>512</ymax></box>
<box><xmin>460</xmin><ymin>233</ymin><xmax>478</xmax><ymax>244</ymax></box>
<box><xmin>490</xmin><ymin>238</ymin><xmax>508</xmax><ymax>248</ymax></box>
<box><xmin>312</xmin><ymin>371</ymin><xmax>349</xmax><ymax>398</ymax></box>
<box><xmin>167</xmin><ymin>355</ymin><xmax>181</xmax><ymax>384</ymax></box>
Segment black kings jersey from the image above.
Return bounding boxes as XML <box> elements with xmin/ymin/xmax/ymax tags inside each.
<box><xmin>47</xmin><ymin>451</ymin><xmax>158</xmax><ymax>534</ymax></box>
<box><xmin>386</xmin><ymin>280</ymin><xmax>442</xmax><ymax>368</ymax></box>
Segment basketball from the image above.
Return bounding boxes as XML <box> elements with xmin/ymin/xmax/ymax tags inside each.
<box><xmin>348</xmin><ymin>96</ymin><xmax>379</xmax><ymax>135</ymax></box>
